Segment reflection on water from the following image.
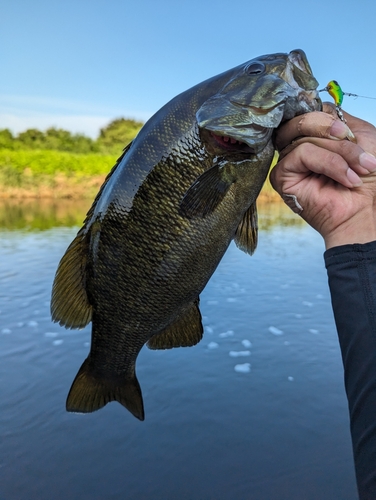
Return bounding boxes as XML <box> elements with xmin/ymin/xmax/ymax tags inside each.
<box><xmin>0</xmin><ymin>198</ymin><xmax>358</xmax><ymax>500</ymax></box>
<box><xmin>0</xmin><ymin>197</ymin><xmax>305</xmax><ymax>231</ymax></box>
<box><xmin>0</xmin><ymin>199</ymin><xmax>91</xmax><ymax>231</ymax></box>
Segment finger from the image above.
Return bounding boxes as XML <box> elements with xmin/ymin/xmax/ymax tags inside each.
<box><xmin>278</xmin><ymin>136</ymin><xmax>376</xmax><ymax>175</ymax></box>
<box><xmin>341</xmin><ymin>107</ymin><xmax>375</xmax><ymax>132</ymax></box>
<box><xmin>270</xmin><ymin>142</ymin><xmax>363</xmax><ymax>193</ymax></box>
<box><xmin>324</xmin><ymin>103</ymin><xmax>376</xmax><ymax>155</ymax></box>
<box><xmin>324</xmin><ymin>102</ymin><xmax>375</xmax><ymax>135</ymax></box>
<box><xmin>275</xmin><ymin>110</ymin><xmax>355</xmax><ymax>151</ymax></box>
<box><xmin>322</xmin><ymin>102</ymin><xmax>338</xmax><ymax>117</ymax></box>
<box><xmin>341</xmin><ymin>111</ymin><xmax>376</xmax><ymax>156</ymax></box>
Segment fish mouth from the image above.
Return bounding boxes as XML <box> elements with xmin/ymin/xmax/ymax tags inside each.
<box><xmin>206</xmin><ymin>130</ymin><xmax>256</xmax><ymax>154</ymax></box>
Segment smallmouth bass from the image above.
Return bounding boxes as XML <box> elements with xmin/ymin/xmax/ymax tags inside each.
<box><xmin>51</xmin><ymin>49</ymin><xmax>321</xmax><ymax>420</ymax></box>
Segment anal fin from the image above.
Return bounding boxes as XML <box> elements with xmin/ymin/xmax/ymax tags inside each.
<box><xmin>147</xmin><ymin>299</ymin><xmax>203</xmax><ymax>349</ymax></box>
<box><xmin>234</xmin><ymin>201</ymin><xmax>258</xmax><ymax>255</ymax></box>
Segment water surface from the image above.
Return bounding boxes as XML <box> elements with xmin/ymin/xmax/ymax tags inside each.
<box><xmin>0</xmin><ymin>200</ymin><xmax>357</xmax><ymax>499</ymax></box>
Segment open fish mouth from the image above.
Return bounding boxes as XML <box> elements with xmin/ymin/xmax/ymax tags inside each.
<box><xmin>206</xmin><ymin>130</ymin><xmax>256</xmax><ymax>154</ymax></box>
<box><xmin>210</xmin><ymin>131</ymin><xmax>252</xmax><ymax>151</ymax></box>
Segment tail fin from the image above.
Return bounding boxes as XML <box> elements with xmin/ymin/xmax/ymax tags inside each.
<box><xmin>66</xmin><ymin>358</ymin><xmax>145</xmax><ymax>421</ymax></box>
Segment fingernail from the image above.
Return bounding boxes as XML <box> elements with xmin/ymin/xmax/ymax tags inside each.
<box><xmin>347</xmin><ymin>168</ymin><xmax>362</xmax><ymax>186</ymax></box>
<box><xmin>329</xmin><ymin>120</ymin><xmax>356</xmax><ymax>142</ymax></box>
<box><xmin>347</xmin><ymin>130</ymin><xmax>357</xmax><ymax>143</ymax></box>
<box><xmin>359</xmin><ymin>152</ymin><xmax>376</xmax><ymax>172</ymax></box>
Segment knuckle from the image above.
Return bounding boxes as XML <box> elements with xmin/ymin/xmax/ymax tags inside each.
<box><xmin>322</xmin><ymin>102</ymin><xmax>336</xmax><ymax>115</ymax></box>
<box><xmin>337</xmin><ymin>140</ymin><xmax>355</xmax><ymax>156</ymax></box>
<box><xmin>323</xmin><ymin>150</ymin><xmax>342</xmax><ymax>170</ymax></box>
<box><xmin>299</xmin><ymin>111</ymin><xmax>335</xmax><ymax>138</ymax></box>
<box><xmin>296</xmin><ymin>142</ymin><xmax>316</xmax><ymax>158</ymax></box>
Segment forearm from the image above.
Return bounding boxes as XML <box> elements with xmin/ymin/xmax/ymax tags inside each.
<box><xmin>325</xmin><ymin>241</ymin><xmax>376</xmax><ymax>498</ymax></box>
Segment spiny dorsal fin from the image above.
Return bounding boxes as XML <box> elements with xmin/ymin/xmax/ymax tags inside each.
<box><xmin>66</xmin><ymin>357</ymin><xmax>145</xmax><ymax>421</ymax></box>
<box><xmin>147</xmin><ymin>299</ymin><xmax>203</xmax><ymax>349</ymax></box>
<box><xmin>234</xmin><ymin>202</ymin><xmax>258</xmax><ymax>255</ymax></box>
<box><xmin>51</xmin><ymin>231</ymin><xmax>92</xmax><ymax>329</ymax></box>
<box><xmin>179</xmin><ymin>164</ymin><xmax>236</xmax><ymax>218</ymax></box>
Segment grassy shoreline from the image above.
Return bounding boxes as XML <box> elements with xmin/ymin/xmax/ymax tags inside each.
<box><xmin>0</xmin><ymin>148</ymin><xmax>118</xmax><ymax>199</ymax></box>
<box><xmin>0</xmin><ymin>148</ymin><xmax>281</xmax><ymax>201</ymax></box>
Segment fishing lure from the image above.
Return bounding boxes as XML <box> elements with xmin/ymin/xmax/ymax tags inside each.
<box><xmin>319</xmin><ymin>80</ymin><xmax>347</xmax><ymax>122</ymax></box>
<box><xmin>319</xmin><ymin>80</ymin><xmax>376</xmax><ymax>123</ymax></box>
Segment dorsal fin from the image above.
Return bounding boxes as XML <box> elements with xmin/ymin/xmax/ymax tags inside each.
<box><xmin>147</xmin><ymin>299</ymin><xmax>203</xmax><ymax>349</ymax></box>
<box><xmin>51</xmin><ymin>230</ymin><xmax>92</xmax><ymax>329</ymax></box>
<box><xmin>234</xmin><ymin>201</ymin><xmax>258</xmax><ymax>255</ymax></box>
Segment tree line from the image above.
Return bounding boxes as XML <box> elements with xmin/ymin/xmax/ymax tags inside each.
<box><xmin>0</xmin><ymin>118</ymin><xmax>144</xmax><ymax>155</ymax></box>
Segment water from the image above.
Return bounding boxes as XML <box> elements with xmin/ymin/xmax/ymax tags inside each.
<box><xmin>0</xmin><ymin>200</ymin><xmax>358</xmax><ymax>499</ymax></box>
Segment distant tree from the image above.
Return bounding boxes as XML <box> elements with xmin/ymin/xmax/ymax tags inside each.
<box><xmin>43</xmin><ymin>127</ymin><xmax>97</xmax><ymax>153</ymax></box>
<box><xmin>0</xmin><ymin>129</ymin><xmax>15</xmax><ymax>149</ymax></box>
<box><xmin>11</xmin><ymin>127</ymin><xmax>96</xmax><ymax>153</ymax></box>
<box><xmin>0</xmin><ymin>118</ymin><xmax>144</xmax><ymax>155</ymax></box>
<box><xmin>43</xmin><ymin>128</ymin><xmax>71</xmax><ymax>151</ymax></box>
<box><xmin>17</xmin><ymin>128</ymin><xmax>45</xmax><ymax>149</ymax></box>
<box><xmin>97</xmin><ymin>118</ymin><xmax>144</xmax><ymax>154</ymax></box>
<box><xmin>72</xmin><ymin>134</ymin><xmax>99</xmax><ymax>154</ymax></box>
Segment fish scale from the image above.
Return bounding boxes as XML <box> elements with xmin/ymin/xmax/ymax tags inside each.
<box><xmin>51</xmin><ymin>49</ymin><xmax>321</xmax><ymax>420</ymax></box>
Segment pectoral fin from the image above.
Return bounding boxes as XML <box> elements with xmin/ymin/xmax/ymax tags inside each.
<box><xmin>147</xmin><ymin>299</ymin><xmax>203</xmax><ymax>349</ymax></box>
<box><xmin>179</xmin><ymin>165</ymin><xmax>236</xmax><ymax>218</ymax></box>
<box><xmin>234</xmin><ymin>202</ymin><xmax>258</xmax><ymax>255</ymax></box>
<box><xmin>51</xmin><ymin>231</ymin><xmax>92</xmax><ymax>329</ymax></box>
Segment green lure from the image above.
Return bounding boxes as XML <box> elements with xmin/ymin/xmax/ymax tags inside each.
<box><xmin>319</xmin><ymin>80</ymin><xmax>346</xmax><ymax>121</ymax></box>
<box><xmin>319</xmin><ymin>80</ymin><xmax>376</xmax><ymax>123</ymax></box>
<box><xmin>324</xmin><ymin>80</ymin><xmax>344</xmax><ymax>107</ymax></box>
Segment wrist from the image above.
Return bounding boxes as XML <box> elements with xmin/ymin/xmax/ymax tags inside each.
<box><xmin>323</xmin><ymin>212</ymin><xmax>376</xmax><ymax>249</ymax></box>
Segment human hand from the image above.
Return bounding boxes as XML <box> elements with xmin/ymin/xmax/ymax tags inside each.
<box><xmin>270</xmin><ymin>104</ymin><xmax>376</xmax><ymax>249</ymax></box>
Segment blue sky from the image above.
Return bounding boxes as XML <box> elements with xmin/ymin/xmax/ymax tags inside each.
<box><xmin>2</xmin><ymin>0</ymin><xmax>376</xmax><ymax>138</ymax></box>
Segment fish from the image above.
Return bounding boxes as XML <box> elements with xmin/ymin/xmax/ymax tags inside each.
<box><xmin>51</xmin><ymin>49</ymin><xmax>321</xmax><ymax>420</ymax></box>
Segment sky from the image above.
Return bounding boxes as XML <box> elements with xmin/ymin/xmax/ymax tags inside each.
<box><xmin>1</xmin><ymin>0</ymin><xmax>376</xmax><ymax>138</ymax></box>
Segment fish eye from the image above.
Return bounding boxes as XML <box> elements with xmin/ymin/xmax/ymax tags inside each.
<box><xmin>246</xmin><ymin>62</ymin><xmax>265</xmax><ymax>75</ymax></box>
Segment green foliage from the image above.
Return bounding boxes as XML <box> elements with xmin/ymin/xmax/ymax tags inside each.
<box><xmin>0</xmin><ymin>149</ymin><xmax>117</xmax><ymax>180</ymax></box>
<box><xmin>0</xmin><ymin>118</ymin><xmax>142</xmax><ymax>193</ymax></box>
<box><xmin>43</xmin><ymin>128</ymin><xmax>99</xmax><ymax>153</ymax></box>
<box><xmin>0</xmin><ymin>117</ymin><xmax>144</xmax><ymax>156</ymax></box>
<box><xmin>0</xmin><ymin>129</ymin><xmax>14</xmax><ymax>149</ymax></box>
<box><xmin>97</xmin><ymin>118</ymin><xmax>144</xmax><ymax>154</ymax></box>
<box><xmin>17</xmin><ymin>128</ymin><xmax>45</xmax><ymax>148</ymax></box>
<box><xmin>1</xmin><ymin>127</ymin><xmax>95</xmax><ymax>153</ymax></box>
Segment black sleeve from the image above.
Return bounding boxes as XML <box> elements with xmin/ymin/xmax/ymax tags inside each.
<box><xmin>325</xmin><ymin>241</ymin><xmax>376</xmax><ymax>499</ymax></box>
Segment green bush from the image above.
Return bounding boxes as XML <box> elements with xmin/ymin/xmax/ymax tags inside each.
<box><xmin>0</xmin><ymin>118</ymin><xmax>144</xmax><ymax>155</ymax></box>
<box><xmin>0</xmin><ymin>149</ymin><xmax>117</xmax><ymax>178</ymax></box>
<box><xmin>97</xmin><ymin>118</ymin><xmax>144</xmax><ymax>154</ymax></box>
